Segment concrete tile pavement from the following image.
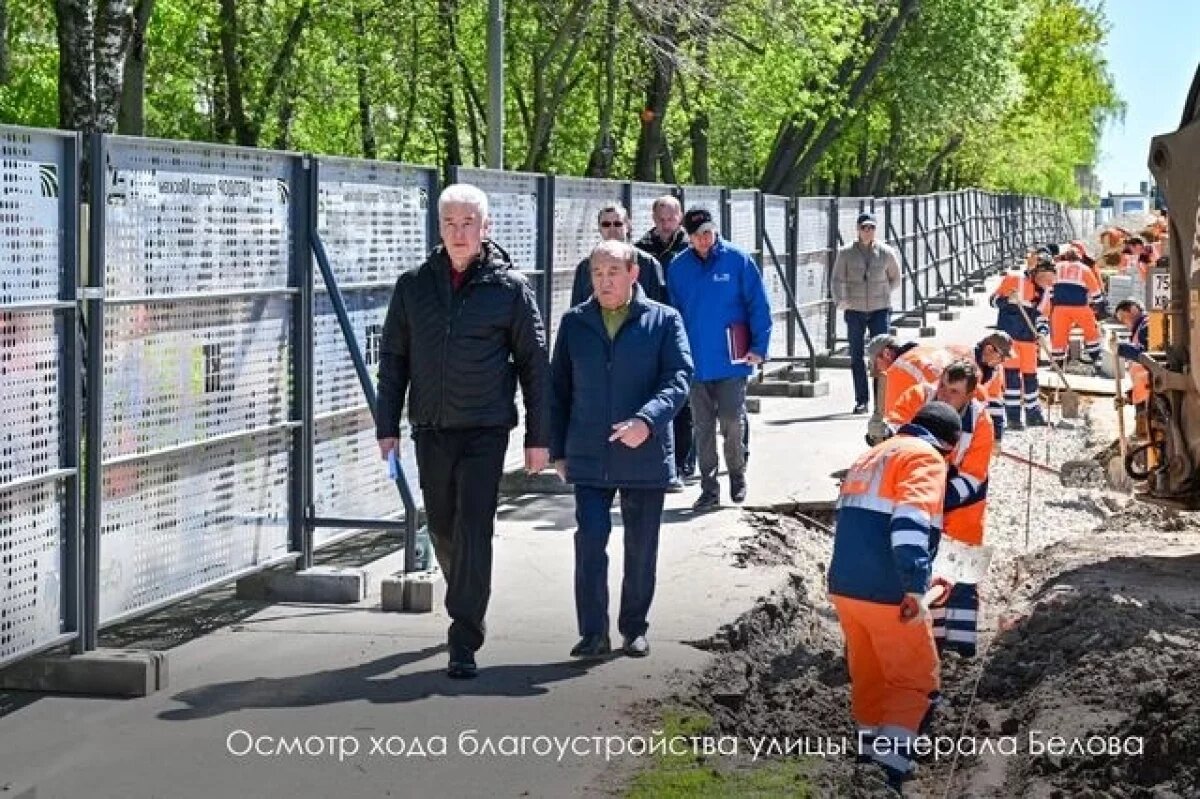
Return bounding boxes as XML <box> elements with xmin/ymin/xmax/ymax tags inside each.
<box><xmin>0</xmin><ymin>284</ymin><xmax>1006</xmax><ymax>799</ymax></box>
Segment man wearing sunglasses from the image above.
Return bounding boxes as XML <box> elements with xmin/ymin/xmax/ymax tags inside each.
<box><xmin>571</xmin><ymin>204</ymin><xmax>668</xmax><ymax>307</ymax></box>
<box><xmin>832</xmin><ymin>212</ymin><xmax>902</xmax><ymax>415</ymax></box>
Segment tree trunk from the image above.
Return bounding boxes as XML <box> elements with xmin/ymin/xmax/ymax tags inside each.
<box><xmin>208</xmin><ymin>31</ymin><xmax>232</xmax><ymax>142</ymax></box>
<box><xmin>55</xmin><ymin>0</ymin><xmax>135</xmax><ymax>132</ymax></box>
<box><xmin>273</xmin><ymin>78</ymin><xmax>295</xmax><ymax>150</ymax></box>
<box><xmin>760</xmin><ymin>0</ymin><xmax>919</xmax><ymax>195</ymax></box>
<box><xmin>117</xmin><ymin>0</ymin><xmax>155</xmax><ymax>135</ymax></box>
<box><xmin>584</xmin><ymin>0</ymin><xmax>619</xmax><ymax>178</ymax></box>
<box><xmin>917</xmin><ymin>134</ymin><xmax>964</xmax><ymax>193</ymax></box>
<box><xmin>393</xmin><ymin>10</ymin><xmax>420</xmax><ymax>162</ymax></box>
<box><xmin>216</xmin><ymin>0</ymin><xmax>254</xmax><ymax>144</ymax></box>
<box><xmin>0</xmin><ymin>0</ymin><xmax>10</xmax><ymax>85</ymax></box>
<box><xmin>436</xmin><ymin>0</ymin><xmax>463</xmax><ymax>174</ymax></box>
<box><xmin>634</xmin><ymin>53</ymin><xmax>674</xmax><ymax>181</ymax></box>
<box><xmin>520</xmin><ymin>0</ymin><xmax>592</xmax><ymax>172</ymax></box>
<box><xmin>353</xmin><ymin>7</ymin><xmax>376</xmax><ymax>158</ymax></box>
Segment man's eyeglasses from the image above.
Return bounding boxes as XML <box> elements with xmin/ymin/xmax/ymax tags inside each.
<box><xmin>599</xmin><ymin>220</ymin><xmax>625</xmax><ymax>228</ymax></box>
<box><xmin>858</xmin><ymin>224</ymin><xmax>876</xmax><ymax>231</ymax></box>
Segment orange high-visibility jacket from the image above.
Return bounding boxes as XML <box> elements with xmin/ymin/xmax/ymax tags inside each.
<box><xmin>882</xmin><ymin>344</ymin><xmax>950</xmax><ymax>413</ymax></box>
<box><xmin>884</xmin><ymin>384</ymin><xmax>994</xmax><ymax>546</ymax></box>
<box><xmin>1050</xmin><ymin>260</ymin><xmax>1103</xmax><ymax>307</ymax></box>
<box><xmin>828</xmin><ymin>431</ymin><xmax>948</xmax><ymax>604</ymax></box>
<box><xmin>991</xmin><ymin>273</ymin><xmax>1050</xmax><ymax>342</ymax></box>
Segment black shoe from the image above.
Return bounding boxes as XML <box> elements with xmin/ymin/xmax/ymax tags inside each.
<box><xmin>623</xmin><ymin>635</ymin><xmax>650</xmax><ymax>658</ymax></box>
<box><xmin>730</xmin><ymin>474</ymin><xmax>747</xmax><ymax>504</ymax></box>
<box><xmin>693</xmin><ymin>492</ymin><xmax>720</xmax><ymax>512</ymax></box>
<box><xmin>666</xmin><ymin>477</ymin><xmax>685</xmax><ymax>493</ymax></box>
<box><xmin>570</xmin><ymin>634</ymin><xmax>611</xmax><ymax>658</ymax></box>
<box><xmin>853</xmin><ymin>402</ymin><xmax>868</xmax><ymax>414</ymax></box>
<box><xmin>447</xmin><ymin>655</ymin><xmax>477</xmax><ymax>680</ymax></box>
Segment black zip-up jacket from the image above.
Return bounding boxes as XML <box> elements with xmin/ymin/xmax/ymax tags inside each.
<box><xmin>636</xmin><ymin>227</ymin><xmax>688</xmax><ymax>270</ymax></box>
<box><xmin>375</xmin><ymin>240</ymin><xmax>549</xmax><ymax>447</ymax></box>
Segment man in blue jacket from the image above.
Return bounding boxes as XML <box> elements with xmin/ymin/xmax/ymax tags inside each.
<box><xmin>667</xmin><ymin>208</ymin><xmax>772</xmax><ymax>510</ymax></box>
<box><xmin>550</xmin><ymin>240</ymin><xmax>693</xmax><ymax>659</ymax></box>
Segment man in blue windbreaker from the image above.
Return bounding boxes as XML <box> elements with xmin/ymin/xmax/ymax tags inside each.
<box><xmin>667</xmin><ymin>207</ymin><xmax>772</xmax><ymax>511</ymax></box>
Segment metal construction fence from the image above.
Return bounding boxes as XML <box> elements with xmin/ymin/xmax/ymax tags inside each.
<box><xmin>0</xmin><ymin>123</ymin><xmax>1069</xmax><ymax>670</ymax></box>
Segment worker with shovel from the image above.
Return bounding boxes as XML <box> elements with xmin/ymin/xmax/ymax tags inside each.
<box><xmin>828</xmin><ymin>402</ymin><xmax>962</xmax><ymax>790</ymax></box>
<box><xmin>884</xmin><ymin>360</ymin><xmax>995</xmax><ymax>658</ymax></box>
<box><xmin>991</xmin><ymin>255</ymin><xmax>1056</xmax><ymax>428</ymax></box>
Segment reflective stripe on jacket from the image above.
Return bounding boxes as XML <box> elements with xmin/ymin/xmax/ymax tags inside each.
<box><xmin>828</xmin><ymin>431</ymin><xmax>948</xmax><ymax>604</ymax></box>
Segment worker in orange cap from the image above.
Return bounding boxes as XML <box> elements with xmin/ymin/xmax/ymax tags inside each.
<box><xmin>991</xmin><ymin>255</ymin><xmax>1055</xmax><ymax>428</ymax></box>
<box><xmin>884</xmin><ymin>360</ymin><xmax>994</xmax><ymax>657</ymax></box>
<box><xmin>1049</xmin><ymin>248</ymin><xmax>1104</xmax><ymax>366</ymax></box>
<box><xmin>828</xmin><ymin>401</ymin><xmax>961</xmax><ymax>789</ymax></box>
<box><xmin>864</xmin><ymin>334</ymin><xmax>951</xmax><ymax>445</ymax></box>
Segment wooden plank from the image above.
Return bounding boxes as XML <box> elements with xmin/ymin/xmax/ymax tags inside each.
<box><xmin>1038</xmin><ymin>369</ymin><xmax>1116</xmax><ymax>396</ymax></box>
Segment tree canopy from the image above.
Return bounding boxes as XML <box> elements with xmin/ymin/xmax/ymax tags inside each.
<box><xmin>0</xmin><ymin>0</ymin><xmax>1122</xmax><ymax>202</ymax></box>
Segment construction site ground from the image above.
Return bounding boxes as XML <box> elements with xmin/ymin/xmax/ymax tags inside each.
<box><xmin>3</xmin><ymin>273</ymin><xmax>1199</xmax><ymax>799</ymax></box>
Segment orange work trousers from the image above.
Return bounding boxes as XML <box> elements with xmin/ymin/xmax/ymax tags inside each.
<box><xmin>830</xmin><ymin>593</ymin><xmax>940</xmax><ymax>732</ymax></box>
<box><xmin>1050</xmin><ymin>306</ymin><xmax>1100</xmax><ymax>359</ymax></box>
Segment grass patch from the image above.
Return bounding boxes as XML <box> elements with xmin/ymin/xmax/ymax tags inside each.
<box><xmin>626</xmin><ymin>709</ymin><xmax>813</xmax><ymax>798</ymax></box>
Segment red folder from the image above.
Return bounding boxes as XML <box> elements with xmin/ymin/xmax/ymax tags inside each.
<box><xmin>727</xmin><ymin>322</ymin><xmax>751</xmax><ymax>364</ymax></box>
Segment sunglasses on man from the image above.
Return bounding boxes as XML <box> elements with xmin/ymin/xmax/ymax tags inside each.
<box><xmin>600</xmin><ymin>220</ymin><xmax>625</xmax><ymax>228</ymax></box>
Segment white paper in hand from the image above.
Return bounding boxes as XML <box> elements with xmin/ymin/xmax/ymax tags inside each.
<box><xmin>932</xmin><ymin>538</ymin><xmax>994</xmax><ymax>585</ymax></box>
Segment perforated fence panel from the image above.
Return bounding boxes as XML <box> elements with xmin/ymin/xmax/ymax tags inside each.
<box><xmin>681</xmin><ymin>186</ymin><xmax>723</xmax><ymax>228</ymax></box>
<box><xmin>728</xmin><ymin>191</ymin><xmax>759</xmax><ymax>254</ymax></box>
<box><xmin>98</xmin><ymin>137</ymin><xmax>300</xmax><ymax>625</ymax></box>
<box><xmin>761</xmin><ymin>195</ymin><xmax>791</xmax><ymax>358</ymax></box>
<box><xmin>0</xmin><ymin>126</ymin><xmax>76</xmax><ymax>666</ymax></box>
<box><xmin>630</xmin><ymin>182</ymin><xmax>673</xmax><ymax>238</ymax></box>
<box><xmin>794</xmin><ymin>198</ymin><xmax>833</xmax><ymax>357</ymax></box>
<box><xmin>313</xmin><ymin>159</ymin><xmax>434</xmax><ymax>547</ymax></box>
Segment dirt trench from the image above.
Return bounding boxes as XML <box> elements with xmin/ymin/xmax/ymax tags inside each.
<box><xmin>656</xmin><ymin>407</ymin><xmax>1200</xmax><ymax>798</ymax></box>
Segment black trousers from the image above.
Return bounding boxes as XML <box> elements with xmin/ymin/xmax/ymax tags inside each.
<box><xmin>413</xmin><ymin>427</ymin><xmax>510</xmax><ymax>656</ymax></box>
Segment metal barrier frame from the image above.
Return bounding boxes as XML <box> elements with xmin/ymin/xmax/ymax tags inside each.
<box><xmin>0</xmin><ymin>126</ymin><xmax>83</xmax><ymax>667</ymax></box>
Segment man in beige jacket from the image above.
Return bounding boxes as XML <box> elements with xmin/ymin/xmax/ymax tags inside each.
<box><xmin>831</xmin><ymin>212</ymin><xmax>902</xmax><ymax>414</ymax></box>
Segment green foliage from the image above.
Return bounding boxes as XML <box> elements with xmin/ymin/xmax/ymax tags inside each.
<box><xmin>0</xmin><ymin>0</ymin><xmax>1121</xmax><ymax>200</ymax></box>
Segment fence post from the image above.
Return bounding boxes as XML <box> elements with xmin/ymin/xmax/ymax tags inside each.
<box><xmin>825</xmin><ymin>196</ymin><xmax>839</xmax><ymax>353</ymax></box>
<box><xmin>81</xmin><ymin>133</ymin><xmax>107</xmax><ymax>652</ymax></box>
<box><xmin>291</xmin><ymin>155</ymin><xmax>316</xmax><ymax>571</ymax></box>
<box><xmin>540</xmin><ymin>175</ymin><xmax>556</xmax><ymax>326</ymax></box>
<box><xmin>62</xmin><ymin>132</ymin><xmax>84</xmax><ymax>655</ymax></box>
<box><xmin>787</xmin><ymin>197</ymin><xmax>799</xmax><ymax>359</ymax></box>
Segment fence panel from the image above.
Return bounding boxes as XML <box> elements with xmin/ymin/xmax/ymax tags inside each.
<box><xmin>759</xmin><ymin>195</ymin><xmax>790</xmax><ymax>359</ymax></box>
<box><xmin>794</xmin><ymin>198</ymin><xmax>833</xmax><ymax>357</ymax></box>
<box><xmin>0</xmin><ymin>126</ymin><xmax>80</xmax><ymax>667</ymax></box>
<box><xmin>680</xmin><ymin>185</ymin><xmax>723</xmax><ymax>223</ymax></box>
<box><xmin>312</xmin><ymin>158</ymin><xmax>435</xmax><ymax>547</ymax></box>
<box><xmin>629</xmin><ymin>182</ymin><xmax>674</xmax><ymax>240</ymax></box>
<box><xmin>97</xmin><ymin>137</ymin><xmax>301</xmax><ymax>625</ymax></box>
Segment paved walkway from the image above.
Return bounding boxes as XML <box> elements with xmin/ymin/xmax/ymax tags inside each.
<box><xmin>0</xmin><ymin>285</ymin><xmax>1004</xmax><ymax>799</ymax></box>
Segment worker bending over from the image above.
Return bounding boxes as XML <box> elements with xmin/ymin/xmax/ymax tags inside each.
<box><xmin>991</xmin><ymin>254</ymin><xmax>1055</xmax><ymax>428</ymax></box>
<box><xmin>828</xmin><ymin>401</ymin><xmax>962</xmax><ymax>789</ymax></box>
<box><xmin>885</xmin><ymin>361</ymin><xmax>994</xmax><ymax>657</ymax></box>
<box><xmin>943</xmin><ymin>331</ymin><xmax>1012</xmax><ymax>442</ymax></box>
<box><xmin>1049</xmin><ymin>248</ymin><xmax>1105</xmax><ymax>366</ymax></box>
<box><xmin>1114</xmin><ymin>299</ymin><xmax>1151</xmax><ymax>416</ymax></box>
<box><xmin>864</xmin><ymin>334</ymin><xmax>950</xmax><ymax>445</ymax></box>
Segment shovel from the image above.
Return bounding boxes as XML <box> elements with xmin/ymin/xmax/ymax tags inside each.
<box><xmin>1110</xmin><ymin>332</ymin><xmax>1129</xmax><ymax>460</ymax></box>
<box><xmin>1013</xmin><ymin>301</ymin><xmax>1081</xmax><ymax>418</ymax></box>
